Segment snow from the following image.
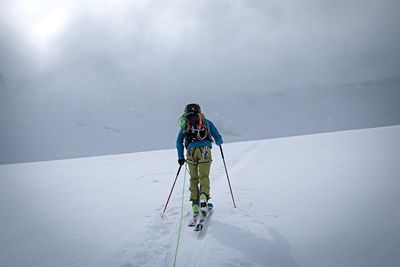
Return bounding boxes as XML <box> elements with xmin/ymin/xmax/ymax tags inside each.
<box><xmin>0</xmin><ymin>125</ymin><xmax>399</xmax><ymax>267</ymax></box>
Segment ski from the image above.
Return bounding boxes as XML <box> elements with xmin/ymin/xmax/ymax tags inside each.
<box><xmin>188</xmin><ymin>214</ymin><xmax>198</xmax><ymax>227</ymax></box>
<box><xmin>193</xmin><ymin>218</ymin><xmax>205</xmax><ymax>231</ymax></box>
<box><xmin>194</xmin><ymin>203</ymin><xmax>213</xmax><ymax>232</ymax></box>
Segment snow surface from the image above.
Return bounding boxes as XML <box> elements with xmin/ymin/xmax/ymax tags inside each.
<box><xmin>0</xmin><ymin>126</ymin><xmax>399</xmax><ymax>267</ymax></box>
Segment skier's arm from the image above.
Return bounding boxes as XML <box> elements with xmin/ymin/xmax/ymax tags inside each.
<box><xmin>208</xmin><ymin>120</ymin><xmax>223</xmax><ymax>146</ymax></box>
<box><xmin>176</xmin><ymin>131</ymin><xmax>185</xmax><ymax>160</ymax></box>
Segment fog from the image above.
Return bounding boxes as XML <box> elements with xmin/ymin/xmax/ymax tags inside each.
<box><xmin>1</xmin><ymin>0</ymin><xmax>400</xmax><ymax>164</ymax></box>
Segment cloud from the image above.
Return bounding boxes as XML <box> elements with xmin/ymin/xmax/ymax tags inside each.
<box><xmin>1</xmin><ymin>0</ymin><xmax>400</xmax><ymax>163</ymax></box>
<box><xmin>3</xmin><ymin>0</ymin><xmax>400</xmax><ymax>93</ymax></box>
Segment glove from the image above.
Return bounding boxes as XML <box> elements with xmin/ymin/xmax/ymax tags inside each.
<box><xmin>178</xmin><ymin>159</ymin><xmax>185</xmax><ymax>165</ymax></box>
<box><xmin>216</xmin><ymin>140</ymin><xmax>223</xmax><ymax>146</ymax></box>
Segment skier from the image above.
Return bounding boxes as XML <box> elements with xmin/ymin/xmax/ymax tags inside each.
<box><xmin>176</xmin><ymin>103</ymin><xmax>223</xmax><ymax>224</ymax></box>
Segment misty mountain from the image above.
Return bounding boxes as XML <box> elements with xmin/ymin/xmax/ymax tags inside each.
<box><xmin>0</xmin><ymin>77</ymin><xmax>399</xmax><ymax>164</ymax></box>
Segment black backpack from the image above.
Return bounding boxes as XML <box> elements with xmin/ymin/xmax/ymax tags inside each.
<box><xmin>179</xmin><ymin>104</ymin><xmax>212</xmax><ymax>147</ymax></box>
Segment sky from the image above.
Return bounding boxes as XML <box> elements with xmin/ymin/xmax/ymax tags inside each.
<box><xmin>1</xmin><ymin>0</ymin><xmax>400</xmax><ymax>164</ymax></box>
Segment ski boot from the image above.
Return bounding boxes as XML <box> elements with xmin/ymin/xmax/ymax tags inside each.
<box><xmin>199</xmin><ymin>193</ymin><xmax>208</xmax><ymax>218</ymax></box>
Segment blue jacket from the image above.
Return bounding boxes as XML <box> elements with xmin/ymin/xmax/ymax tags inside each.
<box><xmin>176</xmin><ymin>119</ymin><xmax>223</xmax><ymax>160</ymax></box>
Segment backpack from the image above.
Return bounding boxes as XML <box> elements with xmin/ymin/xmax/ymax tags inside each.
<box><xmin>179</xmin><ymin>105</ymin><xmax>212</xmax><ymax>147</ymax></box>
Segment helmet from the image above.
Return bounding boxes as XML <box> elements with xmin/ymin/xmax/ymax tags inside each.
<box><xmin>184</xmin><ymin>103</ymin><xmax>201</xmax><ymax>115</ymax></box>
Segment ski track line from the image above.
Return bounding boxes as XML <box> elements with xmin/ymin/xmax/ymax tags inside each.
<box><xmin>180</xmin><ymin>228</ymin><xmax>211</xmax><ymax>267</ymax></box>
<box><xmin>119</xmin><ymin>204</ymin><xmax>187</xmax><ymax>267</ymax></box>
<box><xmin>213</xmin><ymin>140</ymin><xmax>268</xmax><ymax>210</ymax></box>
<box><xmin>176</xmin><ymin>142</ymin><xmax>270</xmax><ymax>267</ymax></box>
<box><xmin>229</xmin><ymin>140</ymin><xmax>269</xmax><ymax>176</ymax></box>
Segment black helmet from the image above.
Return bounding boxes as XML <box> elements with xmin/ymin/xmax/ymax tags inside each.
<box><xmin>184</xmin><ymin>103</ymin><xmax>201</xmax><ymax>115</ymax></box>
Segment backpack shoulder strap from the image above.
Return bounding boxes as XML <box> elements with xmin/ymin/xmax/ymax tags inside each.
<box><xmin>200</xmin><ymin>113</ymin><xmax>210</xmax><ymax>129</ymax></box>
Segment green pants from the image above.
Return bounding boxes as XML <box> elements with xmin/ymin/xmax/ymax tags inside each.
<box><xmin>186</xmin><ymin>146</ymin><xmax>212</xmax><ymax>201</ymax></box>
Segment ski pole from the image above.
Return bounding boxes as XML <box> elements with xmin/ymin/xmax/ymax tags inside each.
<box><xmin>161</xmin><ymin>164</ymin><xmax>183</xmax><ymax>217</ymax></box>
<box><xmin>219</xmin><ymin>145</ymin><xmax>236</xmax><ymax>208</ymax></box>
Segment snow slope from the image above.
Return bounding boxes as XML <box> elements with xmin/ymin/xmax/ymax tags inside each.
<box><xmin>0</xmin><ymin>126</ymin><xmax>399</xmax><ymax>267</ymax></box>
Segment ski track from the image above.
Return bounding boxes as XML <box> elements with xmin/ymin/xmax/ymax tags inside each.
<box><xmin>168</xmin><ymin>139</ymin><xmax>300</xmax><ymax>267</ymax></box>
<box><xmin>124</xmin><ymin>141</ymin><xmax>277</xmax><ymax>267</ymax></box>
<box><xmin>117</xmin><ymin>141</ymin><xmax>268</xmax><ymax>267</ymax></box>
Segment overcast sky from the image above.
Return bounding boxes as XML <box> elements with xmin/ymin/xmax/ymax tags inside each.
<box><xmin>1</xmin><ymin>0</ymin><xmax>400</xmax><ymax>163</ymax></box>
<box><xmin>1</xmin><ymin>0</ymin><xmax>399</xmax><ymax>91</ymax></box>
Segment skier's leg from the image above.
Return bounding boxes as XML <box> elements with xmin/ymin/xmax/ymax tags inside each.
<box><xmin>198</xmin><ymin>162</ymin><xmax>211</xmax><ymax>198</ymax></box>
<box><xmin>187</xmin><ymin>162</ymin><xmax>200</xmax><ymax>226</ymax></box>
<box><xmin>198</xmin><ymin>147</ymin><xmax>212</xmax><ymax>198</ymax></box>
<box><xmin>186</xmin><ymin>148</ymin><xmax>200</xmax><ymax>201</ymax></box>
<box><xmin>188</xmin><ymin>163</ymin><xmax>200</xmax><ymax>201</ymax></box>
